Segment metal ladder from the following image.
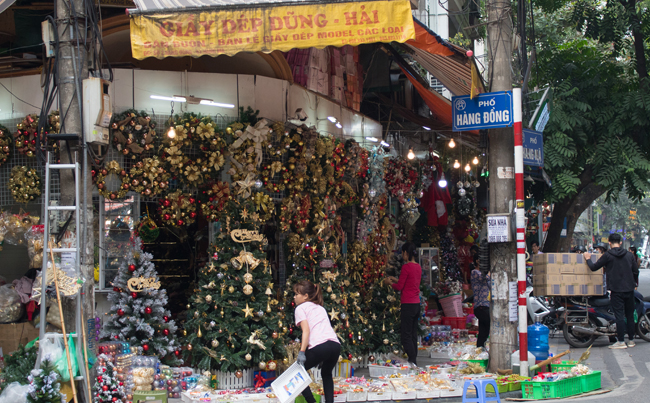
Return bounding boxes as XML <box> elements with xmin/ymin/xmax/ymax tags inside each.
<box><xmin>36</xmin><ymin>151</ymin><xmax>89</xmax><ymax>399</ymax></box>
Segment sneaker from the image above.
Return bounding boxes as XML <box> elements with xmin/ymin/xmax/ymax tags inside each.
<box><xmin>609</xmin><ymin>341</ymin><xmax>628</xmax><ymax>349</ymax></box>
<box><xmin>627</xmin><ymin>340</ymin><xmax>636</xmax><ymax>348</ymax></box>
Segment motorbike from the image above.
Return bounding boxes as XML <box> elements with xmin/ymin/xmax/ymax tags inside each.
<box><xmin>562</xmin><ymin>290</ymin><xmax>650</xmax><ymax>348</ymax></box>
<box><xmin>525</xmin><ymin>285</ymin><xmax>565</xmax><ymax>331</ymax></box>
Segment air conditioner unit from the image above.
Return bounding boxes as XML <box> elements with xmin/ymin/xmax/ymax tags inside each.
<box><xmin>82</xmin><ymin>77</ymin><xmax>112</xmax><ymax>144</ymax></box>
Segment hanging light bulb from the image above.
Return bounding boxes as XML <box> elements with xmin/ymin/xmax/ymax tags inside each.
<box><xmin>407</xmin><ymin>148</ymin><xmax>415</xmax><ymax>160</ymax></box>
<box><xmin>473</xmin><ymin>156</ymin><xmax>479</xmax><ymax>165</ymax></box>
<box><xmin>464</xmin><ymin>163</ymin><xmax>471</xmax><ymax>172</ymax></box>
<box><xmin>453</xmin><ymin>160</ymin><xmax>460</xmax><ymax>169</ymax></box>
<box><xmin>448</xmin><ymin>138</ymin><xmax>456</xmax><ymax>148</ymax></box>
<box><xmin>438</xmin><ymin>173</ymin><xmax>448</xmax><ymax>188</ymax></box>
<box><xmin>167</xmin><ymin>126</ymin><xmax>176</xmax><ymax>139</ymax></box>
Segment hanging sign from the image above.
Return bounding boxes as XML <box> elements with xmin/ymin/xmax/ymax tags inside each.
<box><xmin>486</xmin><ymin>214</ymin><xmax>511</xmax><ymax>243</ymax></box>
<box><xmin>452</xmin><ymin>91</ymin><xmax>513</xmax><ymax>131</ymax></box>
<box><xmin>523</xmin><ymin>129</ymin><xmax>544</xmax><ymax>167</ymax></box>
<box><xmin>130</xmin><ymin>0</ymin><xmax>415</xmax><ymax>60</ymax></box>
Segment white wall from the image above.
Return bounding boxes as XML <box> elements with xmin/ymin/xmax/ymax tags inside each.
<box><xmin>0</xmin><ymin>70</ymin><xmax>380</xmax><ymax>144</ymax></box>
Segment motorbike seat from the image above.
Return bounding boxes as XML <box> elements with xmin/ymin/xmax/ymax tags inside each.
<box><xmin>588</xmin><ymin>297</ymin><xmax>610</xmax><ymax>307</ymax></box>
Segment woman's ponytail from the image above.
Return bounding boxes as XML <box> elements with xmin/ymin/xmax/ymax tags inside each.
<box><xmin>293</xmin><ymin>280</ymin><xmax>325</xmax><ymax>306</ymax></box>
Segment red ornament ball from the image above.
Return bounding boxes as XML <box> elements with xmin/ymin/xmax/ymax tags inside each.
<box><xmin>175</xmin><ymin>350</ymin><xmax>180</xmax><ymax>357</ymax></box>
<box><xmin>117</xmin><ymin>309</ymin><xmax>124</xmax><ymax>316</ymax></box>
<box><xmin>177</xmin><ymin>219</ymin><xmax>184</xmax><ymax>226</ymax></box>
<box><xmin>163</xmin><ymin>199</ymin><xmax>171</xmax><ymax>207</ymax></box>
<box><xmin>112</xmin><ymin>398</ymin><xmax>118</xmax><ymax>402</ymax></box>
<box><xmin>348</xmin><ymin>353</ymin><xmax>353</xmax><ymax>360</ymax></box>
<box><xmin>128</xmin><ymin>264</ymin><xmax>136</xmax><ymax>272</ymax></box>
<box><xmin>144</xmin><ymin>307</ymin><xmax>152</xmax><ymax>314</ymax></box>
<box><xmin>113</xmin><ymin>287</ymin><xmax>119</xmax><ymax>292</ymax></box>
<box><xmin>119</xmin><ymin>382</ymin><xmax>124</xmax><ymax>386</ymax></box>
<box><xmin>163</xmin><ymin>213</ymin><xmax>171</xmax><ymax>221</ymax></box>
<box><xmin>164</xmin><ymin>315</ymin><xmax>169</xmax><ymax>322</ymax></box>
<box><xmin>131</xmin><ymin>292</ymin><xmax>138</xmax><ymax>299</ymax></box>
<box><xmin>163</xmin><ymin>329</ymin><xmax>169</xmax><ymax>336</ymax></box>
<box><xmin>102</xmin><ymin>385</ymin><xmax>109</xmax><ymax>392</ymax></box>
<box><xmin>142</xmin><ymin>344</ymin><xmax>149</xmax><ymax>352</ymax></box>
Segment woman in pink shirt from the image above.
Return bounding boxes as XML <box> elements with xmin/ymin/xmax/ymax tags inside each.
<box><xmin>384</xmin><ymin>242</ymin><xmax>422</xmax><ymax>365</ymax></box>
<box><xmin>293</xmin><ymin>280</ymin><xmax>341</xmax><ymax>403</ymax></box>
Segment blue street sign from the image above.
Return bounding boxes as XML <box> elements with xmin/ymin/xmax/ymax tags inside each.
<box><xmin>522</xmin><ymin>129</ymin><xmax>544</xmax><ymax>167</ymax></box>
<box><xmin>452</xmin><ymin>91</ymin><xmax>513</xmax><ymax>131</ymax></box>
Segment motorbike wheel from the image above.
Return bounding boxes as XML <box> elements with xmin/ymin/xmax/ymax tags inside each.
<box><xmin>563</xmin><ymin>315</ymin><xmax>599</xmax><ymax>348</ymax></box>
<box><xmin>636</xmin><ymin>311</ymin><xmax>650</xmax><ymax>342</ymax></box>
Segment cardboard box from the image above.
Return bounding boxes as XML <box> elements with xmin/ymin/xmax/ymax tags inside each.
<box><xmin>0</xmin><ymin>322</ymin><xmax>41</xmax><ymax>354</ymax></box>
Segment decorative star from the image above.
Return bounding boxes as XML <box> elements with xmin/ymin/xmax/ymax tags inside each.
<box><xmin>208</xmin><ymin>262</ymin><xmax>215</xmax><ymax>271</ymax></box>
<box><xmin>235</xmin><ymin>174</ymin><xmax>256</xmax><ymax>199</ymax></box>
<box><xmin>241</xmin><ymin>208</ymin><xmax>250</xmax><ymax>220</ymax></box>
<box><xmin>250</xmin><ymin>212</ymin><xmax>260</xmax><ymax>222</ymax></box>
<box><xmin>329</xmin><ymin>307</ymin><xmax>340</xmax><ymax>321</ymax></box>
<box><xmin>242</xmin><ymin>303</ymin><xmax>254</xmax><ymax>318</ymax></box>
<box><xmin>372</xmin><ymin>313</ymin><xmax>377</xmax><ymax>321</ymax></box>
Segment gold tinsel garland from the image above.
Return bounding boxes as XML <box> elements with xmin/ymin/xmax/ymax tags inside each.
<box><xmin>159</xmin><ymin>190</ymin><xmax>198</xmax><ymax>227</ymax></box>
<box><xmin>93</xmin><ymin>160</ymin><xmax>130</xmax><ymax>200</ymax></box>
<box><xmin>9</xmin><ymin>166</ymin><xmax>41</xmax><ymax>203</ymax></box>
<box><xmin>128</xmin><ymin>156</ymin><xmax>170</xmax><ymax>197</ymax></box>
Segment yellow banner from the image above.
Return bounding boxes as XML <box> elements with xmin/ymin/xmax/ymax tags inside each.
<box><xmin>130</xmin><ymin>0</ymin><xmax>415</xmax><ymax>60</ymax></box>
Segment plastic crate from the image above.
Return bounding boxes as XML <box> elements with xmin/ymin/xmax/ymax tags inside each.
<box><xmin>332</xmin><ymin>393</ymin><xmax>347</xmax><ymax>402</ymax></box>
<box><xmin>509</xmin><ymin>378</ymin><xmax>530</xmax><ymax>392</ymax></box>
<box><xmin>367</xmin><ymin>391</ymin><xmax>392</xmax><ymax>401</ymax></box>
<box><xmin>368</xmin><ymin>365</ymin><xmax>397</xmax><ymax>378</ymax></box>
<box><xmin>439</xmin><ymin>388</ymin><xmax>463</xmax><ymax>398</ymax></box>
<box><xmin>346</xmin><ymin>391</ymin><xmax>367</xmax><ymax>402</ymax></box>
<box><xmin>486</xmin><ymin>382</ymin><xmax>510</xmax><ymax>394</ymax></box>
<box><xmin>463</xmin><ymin>307</ymin><xmax>474</xmax><ymax>315</ymax></box>
<box><xmin>392</xmin><ymin>391</ymin><xmax>416</xmax><ymax>400</ymax></box>
<box><xmin>442</xmin><ymin>317</ymin><xmax>466</xmax><ymax>330</ymax></box>
<box><xmin>550</xmin><ymin>360</ymin><xmax>577</xmax><ymax>372</ymax></box>
<box><xmin>296</xmin><ymin>395</ymin><xmax>321</xmax><ymax>403</ymax></box>
<box><xmin>416</xmin><ymin>390</ymin><xmax>440</xmax><ymax>399</ymax></box>
<box><xmin>521</xmin><ymin>377</ymin><xmax>582</xmax><ymax>400</ymax></box>
<box><xmin>580</xmin><ymin>371</ymin><xmax>601</xmax><ymax>393</ymax></box>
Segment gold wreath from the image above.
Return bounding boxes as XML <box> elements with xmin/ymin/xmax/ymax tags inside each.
<box><xmin>93</xmin><ymin>160</ymin><xmax>130</xmax><ymax>200</ymax></box>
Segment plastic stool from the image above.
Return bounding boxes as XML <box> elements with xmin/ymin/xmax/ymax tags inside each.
<box><xmin>132</xmin><ymin>390</ymin><xmax>168</xmax><ymax>403</ymax></box>
<box><xmin>462</xmin><ymin>379</ymin><xmax>502</xmax><ymax>403</ymax></box>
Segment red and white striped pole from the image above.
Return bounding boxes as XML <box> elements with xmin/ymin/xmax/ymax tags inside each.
<box><xmin>513</xmin><ymin>88</ymin><xmax>528</xmax><ymax>376</ymax></box>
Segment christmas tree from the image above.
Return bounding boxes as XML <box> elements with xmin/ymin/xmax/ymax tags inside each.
<box><xmin>26</xmin><ymin>359</ymin><xmax>63</xmax><ymax>403</ymax></box>
<box><xmin>101</xmin><ymin>238</ymin><xmax>181</xmax><ymax>365</ymax></box>
<box><xmin>0</xmin><ymin>344</ymin><xmax>38</xmax><ymax>392</ymax></box>
<box><xmin>92</xmin><ymin>354</ymin><xmax>126</xmax><ymax>403</ymax></box>
<box><xmin>184</xmin><ymin>196</ymin><xmax>285</xmax><ymax>372</ymax></box>
<box><xmin>363</xmin><ymin>279</ymin><xmax>401</xmax><ymax>354</ymax></box>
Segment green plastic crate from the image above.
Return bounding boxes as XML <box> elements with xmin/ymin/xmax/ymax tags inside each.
<box><xmin>486</xmin><ymin>382</ymin><xmax>509</xmax><ymax>394</ymax></box>
<box><xmin>521</xmin><ymin>377</ymin><xmax>582</xmax><ymax>400</ymax></box>
<box><xmin>296</xmin><ymin>394</ymin><xmax>321</xmax><ymax>403</ymax></box>
<box><xmin>508</xmin><ymin>378</ymin><xmax>530</xmax><ymax>392</ymax></box>
<box><xmin>580</xmin><ymin>371</ymin><xmax>601</xmax><ymax>393</ymax></box>
<box><xmin>550</xmin><ymin>360</ymin><xmax>577</xmax><ymax>372</ymax></box>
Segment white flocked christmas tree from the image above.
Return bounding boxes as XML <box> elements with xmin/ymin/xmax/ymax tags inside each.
<box><xmin>101</xmin><ymin>237</ymin><xmax>182</xmax><ymax>365</ymax></box>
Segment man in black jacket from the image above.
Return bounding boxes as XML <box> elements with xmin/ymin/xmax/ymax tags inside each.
<box><xmin>584</xmin><ymin>233</ymin><xmax>639</xmax><ymax>349</ymax></box>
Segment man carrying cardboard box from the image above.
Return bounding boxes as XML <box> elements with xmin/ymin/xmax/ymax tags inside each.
<box><xmin>584</xmin><ymin>233</ymin><xmax>639</xmax><ymax>349</ymax></box>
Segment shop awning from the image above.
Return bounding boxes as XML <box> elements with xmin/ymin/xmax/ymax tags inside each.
<box><xmin>0</xmin><ymin>0</ymin><xmax>15</xmax><ymax>15</ymax></box>
<box><xmin>404</xmin><ymin>18</ymin><xmax>485</xmax><ymax>96</ymax></box>
<box><xmin>129</xmin><ymin>0</ymin><xmax>416</xmax><ymax>60</ymax></box>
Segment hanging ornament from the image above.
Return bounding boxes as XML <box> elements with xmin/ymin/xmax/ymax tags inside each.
<box><xmin>228</xmin><ymin>285</ymin><xmax>235</xmax><ymax>293</ymax></box>
<box><xmin>197</xmin><ymin>325</ymin><xmax>202</xmax><ymax>338</ymax></box>
<box><xmin>144</xmin><ymin>307</ymin><xmax>152</xmax><ymax>314</ymax></box>
<box><xmin>458</xmin><ymin>188</ymin><xmax>466</xmax><ymax>197</ymax></box>
<box><xmin>383</xmin><ymin>339</ymin><xmax>389</xmax><ymax>345</ymax></box>
<box><xmin>163</xmin><ymin>329</ymin><xmax>169</xmax><ymax>336</ymax></box>
<box><xmin>131</xmin><ymin>292</ymin><xmax>138</xmax><ymax>299</ymax></box>
<box><xmin>259</xmin><ymin>362</ymin><xmax>267</xmax><ymax>370</ymax></box>
<box><xmin>117</xmin><ymin>309</ymin><xmax>124</xmax><ymax>316</ymax></box>
<box><xmin>183</xmin><ymin>329</ymin><xmax>187</xmax><ymax>336</ymax></box>
<box><xmin>243</xmin><ymin>285</ymin><xmax>253</xmax><ymax>295</ymax></box>
<box><xmin>142</xmin><ymin>344</ymin><xmax>149</xmax><ymax>352</ymax></box>
<box><xmin>235</xmin><ymin>371</ymin><xmax>243</xmax><ymax>379</ymax></box>
<box><xmin>212</xmin><ymin>339</ymin><xmax>219</xmax><ymax>348</ymax></box>
<box><xmin>268</xmin><ymin>361</ymin><xmax>277</xmax><ymax>371</ymax></box>
<box><xmin>205</xmin><ymin>295</ymin><xmax>213</xmax><ymax>303</ymax></box>
<box><xmin>245</xmin><ymin>353</ymin><xmax>252</xmax><ymax>361</ymax></box>
<box><xmin>187</xmin><ymin>344</ymin><xmax>193</xmax><ymax>351</ymax></box>
<box><xmin>129</xmin><ymin>264</ymin><xmax>136</xmax><ymax>272</ymax></box>
<box><xmin>368</xmin><ymin>355</ymin><xmax>375</xmax><ymax>363</ymax></box>
<box><xmin>243</xmin><ymin>273</ymin><xmax>253</xmax><ymax>283</ymax></box>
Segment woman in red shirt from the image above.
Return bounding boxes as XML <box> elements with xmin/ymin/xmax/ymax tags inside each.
<box><xmin>384</xmin><ymin>242</ymin><xmax>422</xmax><ymax>365</ymax></box>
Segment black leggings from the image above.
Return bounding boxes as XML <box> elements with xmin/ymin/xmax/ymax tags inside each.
<box><xmin>474</xmin><ymin>306</ymin><xmax>490</xmax><ymax>348</ymax></box>
<box><xmin>300</xmin><ymin>340</ymin><xmax>341</xmax><ymax>403</ymax></box>
<box><xmin>401</xmin><ymin>303</ymin><xmax>420</xmax><ymax>365</ymax></box>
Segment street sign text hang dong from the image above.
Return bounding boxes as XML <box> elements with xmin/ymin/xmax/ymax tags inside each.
<box><xmin>452</xmin><ymin>91</ymin><xmax>514</xmax><ymax>131</ymax></box>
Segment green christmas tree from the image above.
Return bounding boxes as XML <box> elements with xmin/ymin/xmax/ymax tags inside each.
<box><xmin>0</xmin><ymin>344</ymin><xmax>38</xmax><ymax>392</ymax></box>
<box><xmin>100</xmin><ymin>238</ymin><xmax>181</xmax><ymax>365</ymax></box>
<box><xmin>363</xmin><ymin>279</ymin><xmax>401</xmax><ymax>354</ymax></box>
<box><xmin>184</xmin><ymin>196</ymin><xmax>285</xmax><ymax>372</ymax></box>
<box><xmin>26</xmin><ymin>359</ymin><xmax>63</xmax><ymax>403</ymax></box>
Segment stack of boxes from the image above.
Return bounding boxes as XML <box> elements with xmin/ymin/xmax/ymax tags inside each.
<box><xmin>285</xmin><ymin>46</ymin><xmax>363</xmax><ymax>112</ymax></box>
<box><xmin>532</xmin><ymin>253</ymin><xmax>605</xmax><ymax>296</ymax></box>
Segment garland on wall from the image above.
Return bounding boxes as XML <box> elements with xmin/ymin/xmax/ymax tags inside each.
<box><xmin>92</xmin><ymin>160</ymin><xmax>130</xmax><ymax>200</ymax></box>
<box><xmin>9</xmin><ymin>166</ymin><xmax>41</xmax><ymax>204</ymax></box>
<box><xmin>110</xmin><ymin>109</ymin><xmax>157</xmax><ymax>157</ymax></box>
<box><xmin>0</xmin><ymin>124</ymin><xmax>12</xmax><ymax>168</ymax></box>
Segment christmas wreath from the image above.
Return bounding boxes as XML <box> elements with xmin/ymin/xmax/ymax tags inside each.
<box><xmin>279</xmin><ymin>193</ymin><xmax>311</xmax><ymax>233</ymax></box>
<box><xmin>14</xmin><ymin>115</ymin><xmax>39</xmax><ymax>157</ymax></box>
<box><xmin>93</xmin><ymin>160</ymin><xmax>130</xmax><ymax>200</ymax></box>
<box><xmin>110</xmin><ymin>109</ymin><xmax>156</xmax><ymax>157</ymax></box>
<box><xmin>261</xmin><ymin>160</ymin><xmax>288</xmax><ymax>193</ymax></box>
<box><xmin>200</xmin><ymin>181</ymin><xmax>231</xmax><ymax>222</ymax></box>
<box><xmin>0</xmin><ymin>124</ymin><xmax>12</xmax><ymax>168</ymax></box>
<box><xmin>161</xmin><ymin>113</ymin><xmax>226</xmax><ymax>187</ymax></box>
<box><xmin>252</xmin><ymin>192</ymin><xmax>274</xmax><ymax>221</ymax></box>
<box><xmin>9</xmin><ymin>166</ymin><xmax>41</xmax><ymax>203</ymax></box>
<box><xmin>226</xmin><ymin>119</ymin><xmax>272</xmax><ymax>181</ymax></box>
<box><xmin>385</xmin><ymin>158</ymin><xmax>418</xmax><ymax>202</ymax></box>
<box><xmin>128</xmin><ymin>156</ymin><xmax>170</xmax><ymax>197</ymax></box>
<box><xmin>159</xmin><ymin>190</ymin><xmax>198</xmax><ymax>227</ymax></box>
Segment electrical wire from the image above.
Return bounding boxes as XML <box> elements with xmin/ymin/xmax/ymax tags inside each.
<box><xmin>0</xmin><ymin>82</ymin><xmax>42</xmax><ymax>110</ymax></box>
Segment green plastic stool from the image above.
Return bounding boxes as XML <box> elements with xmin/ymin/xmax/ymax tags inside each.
<box><xmin>132</xmin><ymin>390</ymin><xmax>168</xmax><ymax>403</ymax></box>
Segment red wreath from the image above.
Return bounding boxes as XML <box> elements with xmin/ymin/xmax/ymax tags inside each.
<box><xmin>385</xmin><ymin>158</ymin><xmax>418</xmax><ymax>202</ymax></box>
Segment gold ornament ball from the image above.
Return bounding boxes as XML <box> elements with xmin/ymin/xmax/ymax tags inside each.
<box><xmin>330</xmin><ymin>294</ymin><xmax>337</xmax><ymax>301</ymax></box>
<box><xmin>186</xmin><ymin>304</ymin><xmax>191</xmax><ymax>309</ymax></box>
<box><xmin>282</xmin><ymin>358</ymin><xmax>289</xmax><ymax>365</ymax></box>
<box><xmin>187</xmin><ymin>344</ymin><xmax>193</xmax><ymax>351</ymax></box>
<box><xmin>383</xmin><ymin>339</ymin><xmax>389</xmax><ymax>345</ymax></box>
<box><xmin>211</xmin><ymin>339</ymin><xmax>219</xmax><ymax>348</ymax></box>
<box><xmin>393</xmin><ymin>350</ymin><xmax>400</xmax><ymax>355</ymax></box>
<box><xmin>368</xmin><ymin>355</ymin><xmax>375</xmax><ymax>363</ymax></box>
<box><xmin>245</xmin><ymin>353</ymin><xmax>252</xmax><ymax>361</ymax></box>
<box><xmin>268</xmin><ymin>361</ymin><xmax>277</xmax><ymax>370</ymax></box>
<box><xmin>243</xmin><ymin>285</ymin><xmax>253</xmax><ymax>295</ymax></box>
<box><xmin>205</xmin><ymin>295</ymin><xmax>213</xmax><ymax>303</ymax></box>
<box><xmin>228</xmin><ymin>286</ymin><xmax>235</xmax><ymax>293</ymax></box>
<box><xmin>243</xmin><ymin>273</ymin><xmax>253</xmax><ymax>283</ymax></box>
<box><xmin>259</xmin><ymin>362</ymin><xmax>267</xmax><ymax>370</ymax></box>
<box><xmin>235</xmin><ymin>370</ymin><xmax>243</xmax><ymax>379</ymax></box>
<box><xmin>271</xmin><ymin>332</ymin><xmax>278</xmax><ymax>339</ymax></box>
<box><xmin>183</xmin><ymin>329</ymin><xmax>187</xmax><ymax>336</ymax></box>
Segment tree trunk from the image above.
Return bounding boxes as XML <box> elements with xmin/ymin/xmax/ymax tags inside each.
<box><xmin>543</xmin><ymin>170</ymin><xmax>606</xmax><ymax>252</ymax></box>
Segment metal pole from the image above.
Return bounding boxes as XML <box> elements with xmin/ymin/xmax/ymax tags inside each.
<box><xmin>513</xmin><ymin>88</ymin><xmax>528</xmax><ymax>377</ymax></box>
